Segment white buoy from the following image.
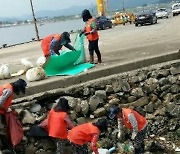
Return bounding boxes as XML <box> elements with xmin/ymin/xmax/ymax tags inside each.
<box><xmin>21</xmin><ymin>58</ymin><xmax>33</xmax><ymax>71</ymax></box>
<box><xmin>0</xmin><ymin>64</ymin><xmax>11</xmax><ymax>80</ymax></box>
<box><xmin>36</xmin><ymin>56</ymin><xmax>46</xmax><ymax>67</ymax></box>
<box><xmin>26</xmin><ymin>67</ymin><xmax>46</xmax><ymax>82</ymax></box>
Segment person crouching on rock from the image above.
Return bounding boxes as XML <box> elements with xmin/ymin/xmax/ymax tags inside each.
<box><xmin>109</xmin><ymin>106</ymin><xmax>147</xmax><ymax>154</ymax></box>
<box><xmin>41</xmin><ymin>31</ymin><xmax>76</xmax><ymax>60</ymax></box>
<box><xmin>48</xmin><ymin>97</ymin><xmax>74</xmax><ymax>154</ymax></box>
<box><xmin>68</xmin><ymin>118</ymin><xmax>109</xmax><ymax>154</ymax></box>
<box><xmin>0</xmin><ymin>79</ymin><xmax>27</xmax><ymax>151</ymax></box>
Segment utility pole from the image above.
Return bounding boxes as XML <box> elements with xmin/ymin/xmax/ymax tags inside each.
<box><xmin>30</xmin><ymin>0</ymin><xmax>40</xmax><ymax>41</ymax></box>
<box><xmin>122</xmin><ymin>0</ymin><xmax>125</xmax><ymax>12</ymax></box>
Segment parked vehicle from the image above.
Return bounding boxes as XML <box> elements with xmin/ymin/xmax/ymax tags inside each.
<box><xmin>172</xmin><ymin>3</ymin><xmax>180</xmax><ymax>16</ymax></box>
<box><xmin>96</xmin><ymin>16</ymin><xmax>112</xmax><ymax>30</ymax></box>
<box><xmin>134</xmin><ymin>10</ymin><xmax>157</xmax><ymax>26</ymax></box>
<box><xmin>156</xmin><ymin>8</ymin><xmax>169</xmax><ymax>19</ymax></box>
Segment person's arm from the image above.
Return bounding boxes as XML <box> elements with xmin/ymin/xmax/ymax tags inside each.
<box><xmin>0</xmin><ymin>89</ymin><xmax>12</xmax><ymax>106</ymax></box>
<box><xmin>64</xmin><ymin>43</ymin><xmax>76</xmax><ymax>51</ymax></box>
<box><xmin>50</xmin><ymin>38</ymin><xmax>60</xmax><ymax>55</ymax></box>
<box><xmin>128</xmin><ymin>113</ymin><xmax>138</xmax><ymax>139</ymax></box>
<box><xmin>64</xmin><ymin>115</ymin><xmax>74</xmax><ymax>129</ymax></box>
<box><xmin>91</xmin><ymin>134</ymin><xmax>99</xmax><ymax>154</ymax></box>
<box><xmin>0</xmin><ymin>89</ymin><xmax>12</xmax><ymax>111</ymax></box>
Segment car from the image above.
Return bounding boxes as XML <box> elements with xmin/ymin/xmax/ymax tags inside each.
<box><xmin>96</xmin><ymin>16</ymin><xmax>112</xmax><ymax>30</ymax></box>
<box><xmin>134</xmin><ymin>10</ymin><xmax>157</xmax><ymax>26</ymax></box>
<box><xmin>156</xmin><ymin>8</ymin><xmax>169</xmax><ymax>19</ymax></box>
<box><xmin>172</xmin><ymin>3</ymin><xmax>180</xmax><ymax>16</ymax></box>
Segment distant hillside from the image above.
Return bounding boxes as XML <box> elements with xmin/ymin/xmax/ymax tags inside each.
<box><xmin>158</xmin><ymin>0</ymin><xmax>172</xmax><ymax>3</ymax></box>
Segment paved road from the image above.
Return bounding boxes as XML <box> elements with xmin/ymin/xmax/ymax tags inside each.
<box><xmin>0</xmin><ymin>15</ymin><xmax>180</xmax><ymax>87</ymax></box>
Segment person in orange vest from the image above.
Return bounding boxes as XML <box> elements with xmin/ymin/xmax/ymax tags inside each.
<box><xmin>0</xmin><ymin>78</ymin><xmax>27</xmax><ymax>151</ymax></box>
<box><xmin>41</xmin><ymin>32</ymin><xmax>76</xmax><ymax>59</ymax></box>
<box><xmin>68</xmin><ymin>118</ymin><xmax>108</xmax><ymax>154</ymax></box>
<box><xmin>109</xmin><ymin>106</ymin><xmax>147</xmax><ymax>154</ymax></box>
<box><xmin>79</xmin><ymin>9</ymin><xmax>102</xmax><ymax>64</ymax></box>
<box><xmin>48</xmin><ymin>97</ymin><xmax>74</xmax><ymax>154</ymax></box>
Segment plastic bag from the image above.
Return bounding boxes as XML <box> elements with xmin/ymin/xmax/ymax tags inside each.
<box><xmin>39</xmin><ymin>118</ymin><xmax>48</xmax><ymax>131</ymax></box>
<box><xmin>5</xmin><ymin>110</ymin><xmax>24</xmax><ymax>147</ymax></box>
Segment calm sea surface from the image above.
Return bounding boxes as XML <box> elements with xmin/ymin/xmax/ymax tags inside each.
<box><xmin>0</xmin><ymin>18</ymin><xmax>84</xmax><ymax>46</ymax></box>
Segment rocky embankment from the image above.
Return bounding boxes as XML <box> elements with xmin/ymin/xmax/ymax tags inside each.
<box><xmin>1</xmin><ymin>61</ymin><xmax>180</xmax><ymax>154</ymax></box>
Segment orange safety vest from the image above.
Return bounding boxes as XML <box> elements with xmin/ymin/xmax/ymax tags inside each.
<box><xmin>121</xmin><ymin>108</ymin><xmax>147</xmax><ymax>131</ymax></box>
<box><xmin>48</xmin><ymin>109</ymin><xmax>68</xmax><ymax>139</ymax></box>
<box><xmin>85</xmin><ymin>18</ymin><xmax>99</xmax><ymax>41</ymax></box>
<box><xmin>0</xmin><ymin>83</ymin><xmax>13</xmax><ymax>115</ymax></box>
<box><xmin>41</xmin><ymin>34</ymin><xmax>61</xmax><ymax>57</ymax></box>
<box><xmin>68</xmin><ymin>122</ymin><xmax>100</xmax><ymax>145</ymax></box>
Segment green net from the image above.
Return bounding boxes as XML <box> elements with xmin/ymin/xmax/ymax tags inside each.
<box><xmin>44</xmin><ymin>34</ymin><xmax>94</xmax><ymax>76</ymax></box>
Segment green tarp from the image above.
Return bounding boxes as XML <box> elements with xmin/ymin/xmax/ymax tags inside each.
<box><xmin>44</xmin><ymin>34</ymin><xmax>94</xmax><ymax>76</ymax></box>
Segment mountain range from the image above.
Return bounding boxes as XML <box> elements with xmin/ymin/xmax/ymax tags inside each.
<box><xmin>0</xmin><ymin>0</ymin><xmax>171</xmax><ymax>21</ymax></box>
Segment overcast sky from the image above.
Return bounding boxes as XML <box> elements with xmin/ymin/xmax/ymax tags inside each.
<box><xmin>0</xmin><ymin>0</ymin><xmax>95</xmax><ymax>17</ymax></box>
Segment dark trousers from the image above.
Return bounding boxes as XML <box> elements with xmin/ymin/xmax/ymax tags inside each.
<box><xmin>71</xmin><ymin>143</ymin><xmax>88</xmax><ymax>154</ymax></box>
<box><xmin>133</xmin><ymin>126</ymin><xmax>147</xmax><ymax>154</ymax></box>
<box><xmin>88</xmin><ymin>39</ymin><xmax>101</xmax><ymax>62</ymax></box>
<box><xmin>54</xmin><ymin>138</ymin><xmax>68</xmax><ymax>154</ymax></box>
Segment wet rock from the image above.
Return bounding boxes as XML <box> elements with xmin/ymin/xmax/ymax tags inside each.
<box><xmin>112</xmin><ymin>80</ymin><xmax>122</xmax><ymax>92</ymax></box>
<box><xmin>25</xmin><ymin>143</ymin><xmax>35</xmax><ymax>154</ymax></box>
<box><xmin>21</xmin><ymin>110</ymin><xmax>35</xmax><ymax>124</ymax></box>
<box><xmin>36</xmin><ymin>139</ymin><xmax>55</xmax><ymax>151</ymax></box>
<box><xmin>70</xmin><ymin>111</ymin><xmax>77</xmax><ymax>120</ymax></box>
<box><xmin>157</xmin><ymin>69</ymin><xmax>169</xmax><ymax>78</ymax></box>
<box><xmin>128</xmin><ymin>96</ymin><xmax>137</xmax><ymax>103</ymax></box>
<box><xmin>83</xmin><ymin>87</ymin><xmax>90</xmax><ymax>96</ymax></box>
<box><xmin>121</xmin><ymin>81</ymin><xmax>131</xmax><ymax>92</ymax></box>
<box><xmin>158</xmin><ymin>78</ymin><xmax>170</xmax><ymax>86</ymax></box>
<box><xmin>170</xmin><ymin>84</ymin><xmax>180</xmax><ymax>94</ymax></box>
<box><xmin>146</xmin><ymin>77</ymin><xmax>158</xmax><ymax>85</ymax></box>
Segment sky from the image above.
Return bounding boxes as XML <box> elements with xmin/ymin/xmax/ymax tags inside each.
<box><xmin>0</xmin><ymin>0</ymin><xmax>95</xmax><ymax>18</ymax></box>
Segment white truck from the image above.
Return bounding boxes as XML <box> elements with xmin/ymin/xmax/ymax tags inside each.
<box><xmin>172</xmin><ymin>3</ymin><xmax>180</xmax><ymax>16</ymax></box>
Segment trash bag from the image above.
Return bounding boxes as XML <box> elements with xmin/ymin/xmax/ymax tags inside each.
<box><xmin>27</xmin><ymin>124</ymin><xmax>48</xmax><ymax>137</ymax></box>
<box><xmin>5</xmin><ymin>110</ymin><xmax>23</xmax><ymax>147</ymax></box>
<box><xmin>39</xmin><ymin>118</ymin><xmax>48</xmax><ymax>131</ymax></box>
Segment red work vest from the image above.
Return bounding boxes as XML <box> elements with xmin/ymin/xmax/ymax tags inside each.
<box><xmin>68</xmin><ymin>122</ymin><xmax>100</xmax><ymax>145</ymax></box>
<box><xmin>0</xmin><ymin>83</ymin><xmax>13</xmax><ymax>114</ymax></box>
<box><xmin>120</xmin><ymin>108</ymin><xmax>147</xmax><ymax>131</ymax></box>
<box><xmin>48</xmin><ymin>109</ymin><xmax>68</xmax><ymax>139</ymax></box>
<box><xmin>41</xmin><ymin>34</ymin><xmax>61</xmax><ymax>57</ymax></box>
<box><xmin>85</xmin><ymin>18</ymin><xmax>99</xmax><ymax>41</ymax></box>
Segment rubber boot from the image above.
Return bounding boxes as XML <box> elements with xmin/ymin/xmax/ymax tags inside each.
<box><xmin>89</xmin><ymin>55</ymin><xmax>94</xmax><ymax>64</ymax></box>
<box><xmin>97</xmin><ymin>53</ymin><xmax>102</xmax><ymax>63</ymax></box>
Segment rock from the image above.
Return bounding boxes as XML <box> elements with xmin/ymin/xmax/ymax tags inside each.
<box><xmin>30</xmin><ymin>103</ymin><xmax>42</xmax><ymax>113</ymax></box>
<box><xmin>74</xmin><ymin>98</ymin><xmax>81</xmax><ymax>113</ymax></box>
<box><xmin>95</xmin><ymin>90</ymin><xmax>107</xmax><ymax>100</ymax></box>
<box><xmin>170</xmin><ymin>67</ymin><xmax>180</xmax><ymax>75</ymax></box>
<box><xmin>105</xmin><ymin>85</ymin><xmax>114</xmax><ymax>93</ymax></box>
<box><xmin>170</xmin><ymin>84</ymin><xmax>180</xmax><ymax>94</ymax></box>
<box><xmin>130</xmin><ymin>87</ymin><xmax>145</xmax><ymax>98</ymax></box>
<box><xmin>81</xmin><ymin>100</ymin><xmax>89</xmax><ymax>115</ymax></box>
<box><xmin>129</xmin><ymin>97</ymin><xmax>149</xmax><ymax>107</ymax></box>
<box><xmin>112</xmin><ymin>80</ymin><xmax>122</xmax><ymax>92</ymax></box>
<box><xmin>76</xmin><ymin>117</ymin><xmax>87</xmax><ymax>124</ymax></box>
<box><xmin>121</xmin><ymin>81</ymin><xmax>131</xmax><ymax>92</ymax></box>
<box><xmin>154</xmin><ymin>107</ymin><xmax>166</xmax><ymax>116</ymax></box>
<box><xmin>65</xmin><ymin>96</ymin><xmax>77</xmax><ymax>108</ymax></box>
<box><xmin>36</xmin><ymin>139</ymin><xmax>56</xmax><ymax>151</ymax></box>
<box><xmin>108</xmin><ymin>98</ymin><xmax>120</xmax><ymax>105</ymax></box>
<box><xmin>89</xmin><ymin>95</ymin><xmax>102</xmax><ymax>111</ymax></box>
<box><xmin>83</xmin><ymin>87</ymin><xmax>90</xmax><ymax>96</ymax></box>
<box><xmin>70</xmin><ymin>111</ymin><xmax>77</xmax><ymax>120</ymax></box>
<box><xmin>157</xmin><ymin>69</ymin><xmax>169</xmax><ymax>77</ymax></box>
<box><xmin>21</xmin><ymin>110</ymin><xmax>35</xmax><ymax>124</ymax></box>
<box><xmin>158</xmin><ymin>78</ymin><xmax>170</xmax><ymax>86</ymax></box>
<box><xmin>146</xmin><ymin>78</ymin><xmax>158</xmax><ymax>85</ymax></box>
<box><xmin>94</xmin><ymin>107</ymin><xmax>106</xmax><ymax>117</ymax></box>
<box><xmin>144</xmin><ymin>102</ymin><xmax>154</xmax><ymax>113</ymax></box>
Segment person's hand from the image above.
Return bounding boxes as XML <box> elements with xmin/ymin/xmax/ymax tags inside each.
<box><xmin>7</xmin><ymin>107</ymin><xmax>12</xmax><ymax>113</ymax></box>
<box><xmin>79</xmin><ymin>31</ymin><xmax>84</xmax><ymax>37</ymax></box>
<box><xmin>84</xmin><ymin>32</ymin><xmax>90</xmax><ymax>36</ymax></box>
<box><xmin>131</xmin><ymin>132</ymin><xmax>137</xmax><ymax>140</ymax></box>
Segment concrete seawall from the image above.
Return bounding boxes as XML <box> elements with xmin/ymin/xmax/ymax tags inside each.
<box><xmin>14</xmin><ymin>49</ymin><xmax>180</xmax><ymax>102</ymax></box>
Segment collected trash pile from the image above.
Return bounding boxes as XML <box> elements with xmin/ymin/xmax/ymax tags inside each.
<box><xmin>1</xmin><ymin>61</ymin><xmax>180</xmax><ymax>154</ymax></box>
